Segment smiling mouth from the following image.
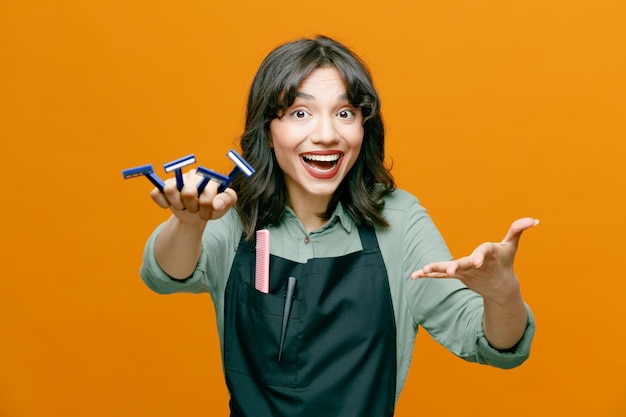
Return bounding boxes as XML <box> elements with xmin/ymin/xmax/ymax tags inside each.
<box><xmin>301</xmin><ymin>153</ymin><xmax>342</xmax><ymax>172</ymax></box>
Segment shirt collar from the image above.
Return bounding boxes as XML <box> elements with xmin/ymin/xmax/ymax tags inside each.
<box><xmin>281</xmin><ymin>202</ymin><xmax>354</xmax><ymax>234</ymax></box>
<box><xmin>326</xmin><ymin>202</ymin><xmax>354</xmax><ymax>234</ymax></box>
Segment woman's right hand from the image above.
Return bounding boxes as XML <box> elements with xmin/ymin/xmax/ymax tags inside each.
<box><xmin>150</xmin><ymin>169</ymin><xmax>238</xmax><ymax>223</ymax></box>
<box><xmin>150</xmin><ymin>169</ymin><xmax>237</xmax><ymax>279</ymax></box>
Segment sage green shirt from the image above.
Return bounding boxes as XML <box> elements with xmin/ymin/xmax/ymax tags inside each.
<box><xmin>140</xmin><ymin>188</ymin><xmax>535</xmax><ymax>402</ymax></box>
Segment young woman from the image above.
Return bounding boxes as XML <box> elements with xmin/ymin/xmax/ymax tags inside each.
<box><xmin>140</xmin><ymin>35</ymin><xmax>536</xmax><ymax>417</ymax></box>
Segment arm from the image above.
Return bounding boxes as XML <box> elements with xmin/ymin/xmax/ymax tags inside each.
<box><xmin>411</xmin><ymin>217</ymin><xmax>538</xmax><ymax>350</ymax></box>
<box><xmin>150</xmin><ymin>169</ymin><xmax>237</xmax><ymax>279</ymax></box>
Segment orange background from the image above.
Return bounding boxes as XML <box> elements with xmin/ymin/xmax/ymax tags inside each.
<box><xmin>1</xmin><ymin>0</ymin><xmax>625</xmax><ymax>416</ymax></box>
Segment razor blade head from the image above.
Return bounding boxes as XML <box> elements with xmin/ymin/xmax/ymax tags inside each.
<box><xmin>122</xmin><ymin>164</ymin><xmax>155</xmax><ymax>179</ymax></box>
<box><xmin>227</xmin><ymin>149</ymin><xmax>255</xmax><ymax>177</ymax></box>
<box><xmin>196</xmin><ymin>166</ymin><xmax>229</xmax><ymax>183</ymax></box>
<box><xmin>164</xmin><ymin>153</ymin><xmax>196</xmax><ymax>173</ymax></box>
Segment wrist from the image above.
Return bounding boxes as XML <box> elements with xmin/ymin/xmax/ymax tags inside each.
<box><xmin>167</xmin><ymin>212</ymin><xmax>208</xmax><ymax>236</ymax></box>
<box><xmin>482</xmin><ymin>272</ymin><xmax>522</xmax><ymax>307</ymax></box>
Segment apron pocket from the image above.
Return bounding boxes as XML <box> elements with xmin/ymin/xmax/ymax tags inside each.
<box><xmin>225</xmin><ymin>282</ymin><xmax>301</xmax><ymax>388</ymax></box>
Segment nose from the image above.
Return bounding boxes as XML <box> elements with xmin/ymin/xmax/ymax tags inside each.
<box><xmin>311</xmin><ymin>114</ymin><xmax>340</xmax><ymax>145</ymax></box>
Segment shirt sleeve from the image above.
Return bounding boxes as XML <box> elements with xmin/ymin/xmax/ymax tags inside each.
<box><xmin>410</xmin><ymin>278</ymin><xmax>535</xmax><ymax>368</ymax></box>
<box><xmin>139</xmin><ymin>222</ymin><xmax>212</xmax><ymax>294</ymax></box>
<box><xmin>396</xmin><ymin>191</ymin><xmax>535</xmax><ymax>369</ymax></box>
<box><xmin>139</xmin><ymin>211</ymin><xmax>241</xmax><ymax>297</ymax></box>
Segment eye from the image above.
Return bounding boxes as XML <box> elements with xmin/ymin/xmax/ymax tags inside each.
<box><xmin>337</xmin><ymin>109</ymin><xmax>355</xmax><ymax>119</ymax></box>
<box><xmin>291</xmin><ymin>109</ymin><xmax>310</xmax><ymax>119</ymax></box>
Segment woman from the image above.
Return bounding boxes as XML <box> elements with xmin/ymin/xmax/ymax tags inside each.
<box><xmin>140</xmin><ymin>35</ymin><xmax>536</xmax><ymax>417</ymax></box>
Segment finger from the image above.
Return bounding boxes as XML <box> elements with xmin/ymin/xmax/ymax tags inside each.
<box><xmin>182</xmin><ymin>169</ymin><xmax>203</xmax><ymax>190</ymax></box>
<box><xmin>501</xmin><ymin>217</ymin><xmax>540</xmax><ymax>247</ymax></box>
<box><xmin>150</xmin><ymin>187</ymin><xmax>170</xmax><ymax>209</ymax></box>
<box><xmin>198</xmin><ymin>182</ymin><xmax>218</xmax><ymax>220</ymax></box>
<box><xmin>418</xmin><ymin>255</ymin><xmax>482</xmax><ymax>279</ymax></box>
<box><xmin>181</xmin><ymin>184</ymin><xmax>201</xmax><ymax>213</ymax></box>
<box><xmin>176</xmin><ymin>169</ymin><xmax>207</xmax><ymax>212</ymax></box>
<box><xmin>162</xmin><ymin>180</ymin><xmax>185</xmax><ymax>211</ymax></box>
<box><xmin>412</xmin><ymin>271</ymin><xmax>451</xmax><ymax>279</ymax></box>
<box><xmin>422</xmin><ymin>261</ymin><xmax>452</xmax><ymax>274</ymax></box>
<box><xmin>444</xmin><ymin>255</ymin><xmax>479</xmax><ymax>275</ymax></box>
<box><xmin>471</xmin><ymin>250</ymin><xmax>485</xmax><ymax>269</ymax></box>
<box><xmin>213</xmin><ymin>188</ymin><xmax>237</xmax><ymax>213</ymax></box>
<box><xmin>197</xmin><ymin>185</ymin><xmax>238</xmax><ymax>220</ymax></box>
<box><xmin>468</xmin><ymin>242</ymin><xmax>496</xmax><ymax>269</ymax></box>
<box><xmin>443</xmin><ymin>262</ymin><xmax>457</xmax><ymax>276</ymax></box>
<box><xmin>411</xmin><ymin>261</ymin><xmax>454</xmax><ymax>279</ymax></box>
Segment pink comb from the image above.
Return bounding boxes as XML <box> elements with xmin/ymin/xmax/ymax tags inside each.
<box><xmin>255</xmin><ymin>229</ymin><xmax>270</xmax><ymax>293</ymax></box>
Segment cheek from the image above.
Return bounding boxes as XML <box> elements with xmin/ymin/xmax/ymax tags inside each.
<box><xmin>348</xmin><ymin>127</ymin><xmax>364</xmax><ymax>169</ymax></box>
<box><xmin>344</xmin><ymin>130</ymin><xmax>364</xmax><ymax>171</ymax></box>
<box><xmin>268</xmin><ymin>122</ymin><xmax>292</xmax><ymax>169</ymax></box>
<box><xmin>348</xmin><ymin>126</ymin><xmax>365</xmax><ymax>152</ymax></box>
<box><xmin>268</xmin><ymin>120</ymin><xmax>293</xmax><ymax>150</ymax></box>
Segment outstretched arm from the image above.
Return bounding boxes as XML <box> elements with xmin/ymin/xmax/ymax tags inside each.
<box><xmin>151</xmin><ymin>169</ymin><xmax>237</xmax><ymax>280</ymax></box>
<box><xmin>411</xmin><ymin>218</ymin><xmax>539</xmax><ymax>350</ymax></box>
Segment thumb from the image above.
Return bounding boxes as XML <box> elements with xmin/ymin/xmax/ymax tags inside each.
<box><xmin>501</xmin><ymin>217</ymin><xmax>540</xmax><ymax>248</ymax></box>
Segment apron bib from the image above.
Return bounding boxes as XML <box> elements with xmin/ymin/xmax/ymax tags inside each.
<box><xmin>223</xmin><ymin>225</ymin><xmax>396</xmax><ymax>417</ymax></box>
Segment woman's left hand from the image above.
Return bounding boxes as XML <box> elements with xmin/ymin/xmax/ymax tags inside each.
<box><xmin>411</xmin><ymin>217</ymin><xmax>539</xmax><ymax>304</ymax></box>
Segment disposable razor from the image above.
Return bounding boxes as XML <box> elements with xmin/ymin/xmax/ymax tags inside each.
<box><xmin>217</xmin><ymin>149</ymin><xmax>256</xmax><ymax>193</ymax></box>
<box><xmin>195</xmin><ymin>166</ymin><xmax>229</xmax><ymax>194</ymax></box>
<box><xmin>121</xmin><ymin>164</ymin><xmax>165</xmax><ymax>192</ymax></box>
<box><xmin>164</xmin><ymin>153</ymin><xmax>196</xmax><ymax>191</ymax></box>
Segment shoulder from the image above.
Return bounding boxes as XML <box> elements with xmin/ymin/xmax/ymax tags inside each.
<box><xmin>375</xmin><ymin>187</ymin><xmax>430</xmax><ymax>247</ymax></box>
<box><xmin>380</xmin><ymin>188</ymin><xmax>427</xmax><ymax>222</ymax></box>
<box><xmin>382</xmin><ymin>187</ymin><xmax>421</xmax><ymax>206</ymax></box>
<box><xmin>376</xmin><ymin>187</ymin><xmax>450</xmax><ymax>264</ymax></box>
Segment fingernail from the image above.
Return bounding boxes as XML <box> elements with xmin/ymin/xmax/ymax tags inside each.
<box><xmin>534</xmin><ymin>219</ymin><xmax>540</xmax><ymax>226</ymax></box>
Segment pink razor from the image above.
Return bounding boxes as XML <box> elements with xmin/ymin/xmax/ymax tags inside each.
<box><xmin>255</xmin><ymin>229</ymin><xmax>270</xmax><ymax>293</ymax></box>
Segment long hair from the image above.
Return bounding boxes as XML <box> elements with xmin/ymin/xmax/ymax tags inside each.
<box><xmin>231</xmin><ymin>35</ymin><xmax>395</xmax><ymax>239</ymax></box>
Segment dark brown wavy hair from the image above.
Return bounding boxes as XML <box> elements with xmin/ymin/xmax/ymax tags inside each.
<box><xmin>231</xmin><ymin>35</ymin><xmax>395</xmax><ymax>239</ymax></box>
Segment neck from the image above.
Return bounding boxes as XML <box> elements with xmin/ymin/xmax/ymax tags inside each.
<box><xmin>288</xmin><ymin>195</ymin><xmax>332</xmax><ymax>233</ymax></box>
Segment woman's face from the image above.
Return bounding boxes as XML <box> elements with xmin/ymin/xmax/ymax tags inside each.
<box><xmin>269</xmin><ymin>66</ymin><xmax>364</xmax><ymax>208</ymax></box>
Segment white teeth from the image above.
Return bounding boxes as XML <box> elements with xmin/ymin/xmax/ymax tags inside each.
<box><xmin>302</xmin><ymin>153</ymin><xmax>341</xmax><ymax>162</ymax></box>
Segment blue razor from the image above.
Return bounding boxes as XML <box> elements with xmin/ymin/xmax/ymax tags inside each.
<box><xmin>218</xmin><ymin>149</ymin><xmax>256</xmax><ymax>193</ymax></box>
<box><xmin>122</xmin><ymin>164</ymin><xmax>166</xmax><ymax>192</ymax></box>
<box><xmin>195</xmin><ymin>150</ymin><xmax>255</xmax><ymax>194</ymax></box>
<box><xmin>164</xmin><ymin>153</ymin><xmax>196</xmax><ymax>191</ymax></box>
<box><xmin>196</xmin><ymin>166</ymin><xmax>229</xmax><ymax>194</ymax></box>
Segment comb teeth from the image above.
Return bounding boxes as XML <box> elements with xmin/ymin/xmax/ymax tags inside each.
<box><xmin>255</xmin><ymin>229</ymin><xmax>270</xmax><ymax>294</ymax></box>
